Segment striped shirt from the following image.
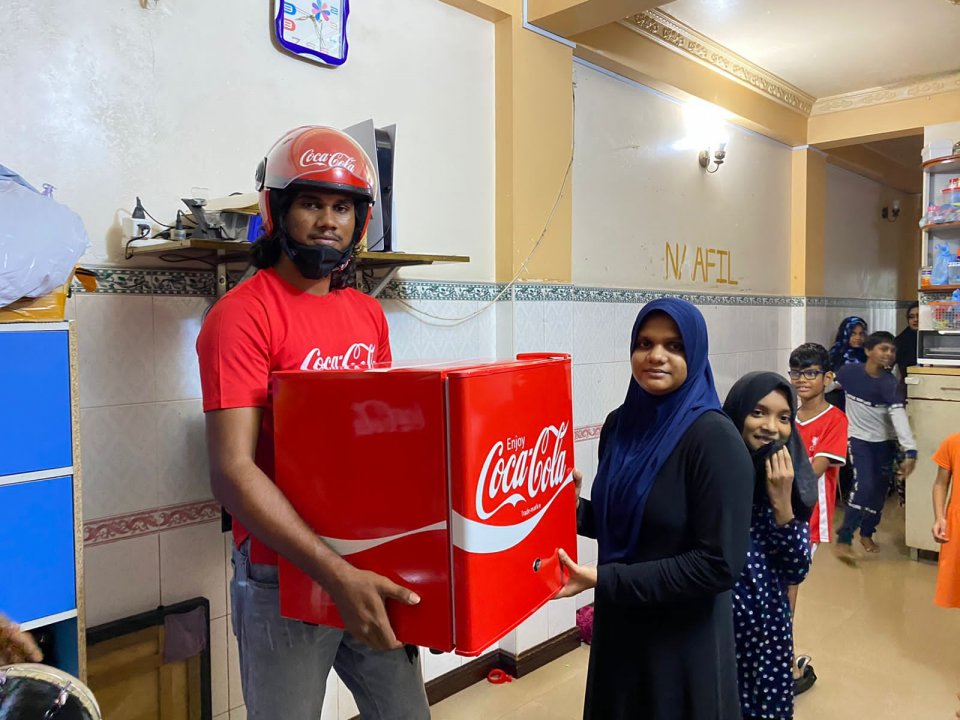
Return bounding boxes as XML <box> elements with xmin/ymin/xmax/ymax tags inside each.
<box><xmin>837</xmin><ymin>364</ymin><xmax>916</xmax><ymax>453</ymax></box>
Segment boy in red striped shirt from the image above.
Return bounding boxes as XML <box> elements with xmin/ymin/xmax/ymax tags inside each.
<box><xmin>787</xmin><ymin>342</ymin><xmax>849</xmax><ymax>695</ymax></box>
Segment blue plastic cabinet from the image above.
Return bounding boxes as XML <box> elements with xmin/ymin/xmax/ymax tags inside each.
<box><xmin>0</xmin><ymin>321</ymin><xmax>84</xmax><ymax>679</ymax></box>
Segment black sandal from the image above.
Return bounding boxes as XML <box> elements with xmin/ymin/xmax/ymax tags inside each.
<box><xmin>793</xmin><ymin>656</ymin><xmax>817</xmax><ymax>695</ymax></box>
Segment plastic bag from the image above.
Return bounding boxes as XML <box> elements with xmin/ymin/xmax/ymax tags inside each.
<box><xmin>932</xmin><ymin>244</ymin><xmax>952</xmax><ymax>286</ymax></box>
<box><xmin>0</xmin><ymin>168</ymin><xmax>90</xmax><ymax>307</ymax></box>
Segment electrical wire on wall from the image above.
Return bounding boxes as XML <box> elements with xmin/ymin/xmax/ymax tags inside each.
<box><xmin>394</xmin><ymin>82</ymin><xmax>578</xmax><ymax>327</ymax></box>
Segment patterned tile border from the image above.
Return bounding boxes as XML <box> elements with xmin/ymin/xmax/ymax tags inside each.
<box><xmin>570</xmin><ymin>286</ymin><xmax>804</xmax><ymax>306</ymax></box>
<box><xmin>75</xmin><ymin>267</ymin><xmax>215</xmax><ymax>296</ymax></box>
<box><xmin>84</xmin><ymin>500</ymin><xmax>220</xmax><ymax>546</ymax></box>
<box><xmin>77</xmin><ymin>265</ymin><xmax>911</xmax><ymax>309</ymax></box>
<box><xmin>513</xmin><ymin>284</ymin><xmax>575</xmax><ymax>302</ymax></box>
<box><xmin>805</xmin><ymin>296</ymin><xmax>911</xmax><ymax>309</ymax></box>
<box><xmin>377</xmin><ymin>280</ymin><xmax>505</xmax><ymax>303</ymax></box>
<box><xmin>574</xmin><ymin>424</ymin><xmax>603</xmax><ymax>443</ymax></box>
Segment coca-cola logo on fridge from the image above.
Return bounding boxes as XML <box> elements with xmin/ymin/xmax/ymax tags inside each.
<box><xmin>475</xmin><ymin>422</ymin><xmax>569</xmax><ymax>522</ymax></box>
<box><xmin>453</xmin><ymin>420</ymin><xmax>573</xmax><ymax>555</ymax></box>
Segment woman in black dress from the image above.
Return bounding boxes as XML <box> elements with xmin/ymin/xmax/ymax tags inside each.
<box><xmin>557</xmin><ymin>298</ymin><xmax>754</xmax><ymax>720</ymax></box>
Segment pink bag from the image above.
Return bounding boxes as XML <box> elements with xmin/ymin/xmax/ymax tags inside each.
<box><xmin>576</xmin><ymin>605</ymin><xmax>594</xmax><ymax>645</ymax></box>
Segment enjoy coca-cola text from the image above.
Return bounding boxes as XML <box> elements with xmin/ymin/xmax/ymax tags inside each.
<box><xmin>475</xmin><ymin>423</ymin><xmax>568</xmax><ymax>521</ymax></box>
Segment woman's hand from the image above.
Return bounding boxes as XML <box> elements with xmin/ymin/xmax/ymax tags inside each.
<box><xmin>573</xmin><ymin>468</ymin><xmax>583</xmax><ymax>509</ymax></box>
<box><xmin>554</xmin><ymin>548</ymin><xmax>597</xmax><ymax>599</ymax></box>
<box><xmin>933</xmin><ymin>517</ymin><xmax>950</xmax><ymax>544</ymax></box>
<box><xmin>765</xmin><ymin>447</ymin><xmax>795</xmax><ymax>526</ymax></box>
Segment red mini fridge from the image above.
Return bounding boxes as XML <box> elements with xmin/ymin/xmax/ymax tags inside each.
<box><xmin>272</xmin><ymin>354</ymin><xmax>576</xmax><ymax>656</ymax></box>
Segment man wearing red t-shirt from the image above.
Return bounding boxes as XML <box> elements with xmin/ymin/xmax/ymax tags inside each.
<box><xmin>786</xmin><ymin>342</ymin><xmax>849</xmax><ymax>696</ymax></box>
<box><xmin>197</xmin><ymin>126</ymin><xmax>429</xmax><ymax>719</ymax></box>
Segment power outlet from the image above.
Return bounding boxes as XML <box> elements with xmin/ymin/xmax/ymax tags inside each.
<box><xmin>122</xmin><ymin>216</ymin><xmax>152</xmax><ymax>240</ymax></box>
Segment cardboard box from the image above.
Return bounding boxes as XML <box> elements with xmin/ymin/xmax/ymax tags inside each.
<box><xmin>0</xmin><ymin>268</ymin><xmax>96</xmax><ymax>323</ymax></box>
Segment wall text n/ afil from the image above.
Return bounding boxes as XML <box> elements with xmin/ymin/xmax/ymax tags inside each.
<box><xmin>664</xmin><ymin>242</ymin><xmax>738</xmax><ymax>286</ymax></box>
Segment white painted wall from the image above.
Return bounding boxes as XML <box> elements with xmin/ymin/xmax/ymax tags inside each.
<box><xmin>0</xmin><ymin>0</ymin><xmax>495</xmax><ymax>282</ymax></box>
<box><xmin>571</xmin><ymin>62</ymin><xmax>793</xmax><ymax>295</ymax></box>
<box><xmin>822</xmin><ymin>164</ymin><xmax>903</xmax><ymax>300</ymax></box>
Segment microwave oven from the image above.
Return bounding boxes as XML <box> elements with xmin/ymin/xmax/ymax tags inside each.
<box><xmin>918</xmin><ymin>330</ymin><xmax>960</xmax><ymax>366</ymax></box>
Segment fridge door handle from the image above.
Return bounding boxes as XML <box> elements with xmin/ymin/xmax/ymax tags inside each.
<box><xmin>516</xmin><ymin>353</ymin><xmax>571</xmax><ymax>361</ymax></box>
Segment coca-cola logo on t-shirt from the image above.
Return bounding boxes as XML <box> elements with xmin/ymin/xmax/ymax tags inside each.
<box><xmin>300</xmin><ymin>344</ymin><xmax>376</xmax><ymax>371</ymax></box>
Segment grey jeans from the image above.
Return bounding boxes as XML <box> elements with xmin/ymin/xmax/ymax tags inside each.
<box><xmin>231</xmin><ymin>542</ymin><xmax>430</xmax><ymax>719</ymax></box>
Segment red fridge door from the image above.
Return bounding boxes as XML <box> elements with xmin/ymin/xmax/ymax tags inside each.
<box><xmin>446</xmin><ymin>355</ymin><xmax>577</xmax><ymax>656</ymax></box>
<box><xmin>272</xmin><ymin>368</ymin><xmax>455</xmax><ymax>651</ymax></box>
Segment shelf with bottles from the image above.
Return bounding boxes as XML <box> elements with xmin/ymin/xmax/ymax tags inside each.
<box><xmin>920</xmin><ymin>235</ymin><xmax>960</xmax><ymax>274</ymax></box>
<box><xmin>920</xmin><ymin>176</ymin><xmax>960</xmax><ymax>228</ymax></box>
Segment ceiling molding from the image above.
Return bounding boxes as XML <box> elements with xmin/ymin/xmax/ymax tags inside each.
<box><xmin>812</xmin><ymin>70</ymin><xmax>960</xmax><ymax>115</ymax></box>
<box><xmin>619</xmin><ymin>10</ymin><xmax>815</xmax><ymax>116</ymax></box>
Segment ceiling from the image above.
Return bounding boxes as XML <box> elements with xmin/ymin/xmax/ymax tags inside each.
<box><xmin>661</xmin><ymin>0</ymin><xmax>960</xmax><ymax>98</ymax></box>
<box><xmin>862</xmin><ymin>136</ymin><xmax>925</xmax><ymax>169</ymax></box>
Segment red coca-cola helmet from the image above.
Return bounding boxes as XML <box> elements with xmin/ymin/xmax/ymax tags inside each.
<box><xmin>255</xmin><ymin>126</ymin><xmax>378</xmax><ymax>241</ymax></box>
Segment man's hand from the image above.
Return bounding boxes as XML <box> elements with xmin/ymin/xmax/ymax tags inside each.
<box><xmin>573</xmin><ymin>468</ymin><xmax>583</xmax><ymax>509</ymax></box>
<box><xmin>898</xmin><ymin>457</ymin><xmax>917</xmax><ymax>479</ymax></box>
<box><xmin>765</xmin><ymin>447</ymin><xmax>795</xmax><ymax>526</ymax></box>
<box><xmin>0</xmin><ymin>614</ymin><xmax>42</xmax><ymax>665</ymax></box>
<box><xmin>554</xmin><ymin>548</ymin><xmax>597</xmax><ymax>599</ymax></box>
<box><xmin>933</xmin><ymin>517</ymin><xmax>950</xmax><ymax>544</ymax></box>
<box><xmin>327</xmin><ymin>568</ymin><xmax>420</xmax><ymax>652</ymax></box>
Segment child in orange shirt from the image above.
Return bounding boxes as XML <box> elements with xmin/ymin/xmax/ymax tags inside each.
<box><xmin>932</xmin><ymin>432</ymin><xmax>960</xmax><ymax>608</ymax></box>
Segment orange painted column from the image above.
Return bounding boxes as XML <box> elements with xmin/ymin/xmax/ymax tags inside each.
<box><xmin>441</xmin><ymin>0</ymin><xmax>574</xmax><ymax>283</ymax></box>
<box><xmin>790</xmin><ymin>148</ymin><xmax>827</xmax><ymax>297</ymax></box>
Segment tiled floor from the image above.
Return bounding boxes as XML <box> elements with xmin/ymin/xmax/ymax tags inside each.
<box><xmin>432</xmin><ymin>501</ymin><xmax>960</xmax><ymax>719</ymax></box>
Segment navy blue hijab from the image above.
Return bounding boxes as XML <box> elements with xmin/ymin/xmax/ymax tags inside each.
<box><xmin>591</xmin><ymin>298</ymin><xmax>721</xmax><ymax>563</ymax></box>
<box><xmin>828</xmin><ymin>316</ymin><xmax>867</xmax><ymax>369</ymax></box>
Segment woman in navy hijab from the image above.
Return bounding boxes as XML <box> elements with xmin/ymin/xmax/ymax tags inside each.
<box><xmin>826</xmin><ymin>316</ymin><xmax>868</xmax><ymax>498</ymax></box>
<box><xmin>557</xmin><ymin>298</ymin><xmax>754</xmax><ymax>720</ymax></box>
<box><xmin>828</xmin><ymin>315</ymin><xmax>868</xmax><ymax>370</ymax></box>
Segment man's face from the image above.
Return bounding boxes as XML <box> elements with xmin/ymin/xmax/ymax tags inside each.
<box><xmin>285</xmin><ymin>190</ymin><xmax>356</xmax><ymax>252</ymax></box>
<box><xmin>789</xmin><ymin>365</ymin><xmax>830</xmax><ymax>403</ymax></box>
<box><xmin>867</xmin><ymin>341</ymin><xmax>896</xmax><ymax>369</ymax></box>
<box><xmin>907</xmin><ymin>307</ymin><xmax>919</xmax><ymax>331</ymax></box>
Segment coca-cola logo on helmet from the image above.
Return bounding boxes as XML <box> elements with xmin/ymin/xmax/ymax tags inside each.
<box><xmin>475</xmin><ymin>423</ymin><xmax>569</xmax><ymax>521</ymax></box>
<box><xmin>299</xmin><ymin>149</ymin><xmax>358</xmax><ymax>173</ymax></box>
